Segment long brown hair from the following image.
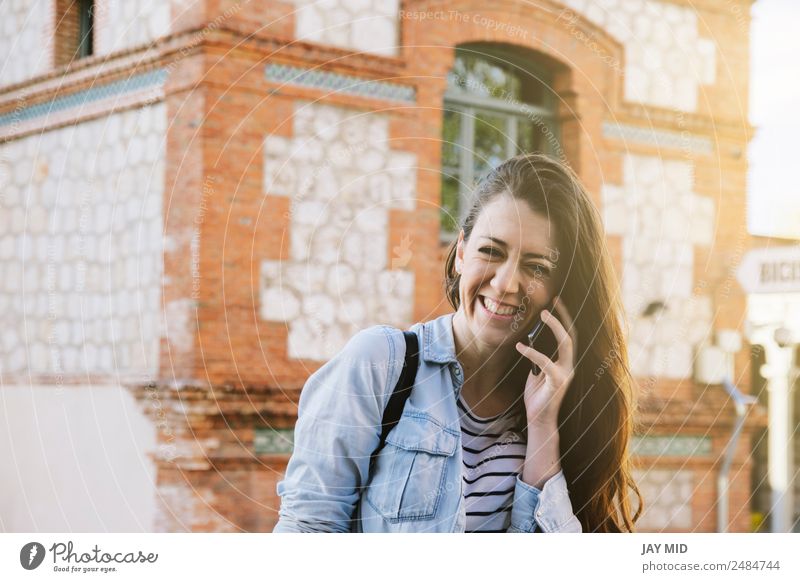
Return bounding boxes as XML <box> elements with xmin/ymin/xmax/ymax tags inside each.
<box><xmin>444</xmin><ymin>153</ymin><xmax>643</xmax><ymax>532</ymax></box>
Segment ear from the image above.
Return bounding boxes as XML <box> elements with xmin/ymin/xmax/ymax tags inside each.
<box><xmin>455</xmin><ymin>229</ymin><xmax>465</xmax><ymax>273</ymax></box>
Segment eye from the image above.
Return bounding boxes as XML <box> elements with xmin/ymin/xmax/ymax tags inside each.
<box><xmin>478</xmin><ymin>246</ymin><xmax>500</xmax><ymax>257</ymax></box>
<box><xmin>528</xmin><ymin>264</ymin><xmax>551</xmax><ymax>276</ymax></box>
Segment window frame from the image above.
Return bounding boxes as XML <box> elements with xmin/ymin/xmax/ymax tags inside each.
<box><xmin>77</xmin><ymin>0</ymin><xmax>94</xmax><ymax>59</ymax></box>
<box><xmin>440</xmin><ymin>46</ymin><xmax>560</xmax><ymax>244</ymax></box>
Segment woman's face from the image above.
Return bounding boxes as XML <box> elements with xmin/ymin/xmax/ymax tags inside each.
<box><xmin>455</xmin><ymin>194</ymin><xmax>559</xmax><ymax>347</ymax></box>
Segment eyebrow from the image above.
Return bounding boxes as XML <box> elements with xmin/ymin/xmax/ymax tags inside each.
<box><xmin>479</xmin><ymin>236</ymin><xmax>556</xmax><ymax>264</ymax></box>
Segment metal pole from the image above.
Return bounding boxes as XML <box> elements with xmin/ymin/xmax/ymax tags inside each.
<box><xmin>764</xmin><ymin>343</ymin><xmax>795</xmax><ymax>532</ymax></box>
<box><xmin>717</xmin><ymin>377</ymin><xmax>757</xmax><ymax>532</ymax></box>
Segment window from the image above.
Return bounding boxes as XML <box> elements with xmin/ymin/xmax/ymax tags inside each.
<box><xmin>77</xmin><ymin>0</ymin><xmax>94</xmax><ymax>59</ymax></box>
<box><xmin>54</xmin><ymin>0</ymin><xmax>94</xmax><ymax>67</ymax></box>
<box><xmin>440</xmin><ymin>45</ymin><xmax>559</xmax><ymax>242</ymax></box>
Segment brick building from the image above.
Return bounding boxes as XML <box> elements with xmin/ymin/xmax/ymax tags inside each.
<box><xmin>0</xmin><ymin>0</ymin><xmax>766</xmax><ymax>532</ymax></box>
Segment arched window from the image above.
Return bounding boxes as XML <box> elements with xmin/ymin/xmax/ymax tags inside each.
<box><xmin>440</xmin><ymin>44</ymin><xmax>559</xmax><ymax>241</ymax></box>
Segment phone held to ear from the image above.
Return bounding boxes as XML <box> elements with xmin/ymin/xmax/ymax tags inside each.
<box><xmin>526</xmin><ymin>298</ymin><xmax>560</xmax><ymax>376</ymax></box>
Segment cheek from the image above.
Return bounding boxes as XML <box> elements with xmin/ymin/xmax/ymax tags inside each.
<box><xmin>461</xmin><ymin>264</ymin><xmax>494</xmax><ymax>289</ymax></box>
<box><xmin>528</xmin><ymin>274</ymin><xmax>556</xmax><ymax>300</ymax></box>
<box><xmin>462</xmin><ymin>263</ymin><xmax>490</xmax><ymax>290</ymax></box>
<box><xmin>519</xmin><ymin>276</ymin><xmax>545</xmax><ymax>297</ymax></box>
<box><xmin>520</xmin><ymin>283</ymin><xmax>552</xmax><ymax>313</ymax></box>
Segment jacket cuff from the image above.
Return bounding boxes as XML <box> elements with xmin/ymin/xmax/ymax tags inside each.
<box><xmin>509</xmin><ymin>470</ymin><xmax>582</xmax><ymax>533</ymax></box>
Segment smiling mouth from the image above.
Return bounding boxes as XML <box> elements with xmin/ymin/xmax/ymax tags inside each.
<box><xmin>477</xmin><ymin>295</ymin><xmax>520</xmax><ymax>318</ymax></box>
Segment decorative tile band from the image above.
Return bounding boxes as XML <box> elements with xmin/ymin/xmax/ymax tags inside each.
<box><xmin>254</xmin><ymin>427</ymin><xmax>294</xmax><ymax>455</ymax></box>
<box><xmin>603</xmin><ymin>121</ymin><xmax>714</xmax><ymax>156</ymax></box>
<box><xmin>0</xmin><ymin>68</ymin><xmax>167</xmax><ymax>140</ymax></box>
<box><xmin>632</xmin><ymin>435</ymin><xmax>712</xmax><ymax>457</ymax></box>
<box><xmin>265</xmin><ymin>63</ymin><xmax>415</xmax><ymax>103</ymax></box>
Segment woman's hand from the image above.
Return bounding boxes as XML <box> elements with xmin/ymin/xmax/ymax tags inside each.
<box><xmin>515</xmin><ymin>295</ymin><xmax>578</xmax><ymax>429</ymax></box>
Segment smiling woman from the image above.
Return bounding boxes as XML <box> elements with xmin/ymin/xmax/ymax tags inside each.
<box><xmin>444</xmin><ymin>153</ymin><xmax>643</xmax><ymax>532</ymax></box>
<box><xmin>273</xmin><ymin>153</ymin><xmax>642</xmax><ymax>533</ymax></box>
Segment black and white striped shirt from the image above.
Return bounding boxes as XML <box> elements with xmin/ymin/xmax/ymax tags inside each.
<box><xmin>458</xmin><ymin>391</ymin><xmax>527</xmax><ymax>533</ymax></box>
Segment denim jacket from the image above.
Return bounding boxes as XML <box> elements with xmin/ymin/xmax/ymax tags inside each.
<box><xmin>273</xmin><ymin>312</ymin><xmax>582</xmax><ymax>533</ymax></box>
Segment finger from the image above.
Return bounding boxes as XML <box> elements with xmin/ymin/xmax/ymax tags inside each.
<box><xmin>552</xmin><ymin>296</ymin><xmax>578</xmax><ymax>347</ymax></box>
<box><xmin>540</xmin><ymin>306</ymin><xmax>574</xmax><ymax>370</ymax></box>
<box><xmin>515</xmin><ymin>341</ymin><xmax>556</xmax><ymax>377</ymax></box>
<box><xmin>553</xmin><ymin>295</ymin><xmax>578</xmax><ymax>344</ymax></box>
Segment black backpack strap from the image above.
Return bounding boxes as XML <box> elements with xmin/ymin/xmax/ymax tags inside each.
<box><xmin>370</xmin><ymin>330</ymin><xmax>419</xmax><ymax>463</ymax></box>
<box><xmin>351</xmin><ymin>330</ymin><xmax>419</xmax><ymax>530</ymax></box>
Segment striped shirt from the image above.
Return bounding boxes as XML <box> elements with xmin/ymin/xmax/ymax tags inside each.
<box><xmin>458</xmin><ymin>391</ymin><xmax>528</xmax><ymax>533</ymax></box>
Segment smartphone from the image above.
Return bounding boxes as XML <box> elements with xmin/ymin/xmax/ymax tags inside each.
<box><xmin>526</xmin><ymin>298</ymin><xmax>560</xmax><ymax>375</ymax></box>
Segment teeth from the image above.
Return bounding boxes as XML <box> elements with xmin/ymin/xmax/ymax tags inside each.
<box><xmin>482</xmin><ymin>296</ymin><xmax>517</xmax><ymax>315</ymax></box>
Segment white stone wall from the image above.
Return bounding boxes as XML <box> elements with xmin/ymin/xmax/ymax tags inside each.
<box><xmin>94</xmin><ymin>0</ymin><xmax>171</xmax><ymax>56</ymax></box>
<box><xmin>262</xmin><ymin>101</ymin><xmax>417</xmax><ymax>361</ymax></box>
<box><xmin>0</xmin><ymin>0</ymin><xmax>52</xmax><ymax>87</ymax></box>
<box><xmin>633</xmin><ymin>468</ymin><xmax>693</xmax><ymax>530</ymax></box>
<box><xmin>291</xmin><ymin>0</ymin><xmax>399</xmax><ymax>57</ymax></box>
<box><xmin>0</xmin><ymin>103</ymin><xmax>166</xmax><ymax>378</ymax></box>
<box><xmin>560</xmin><ymin>0</ymin><xmax>716</xmax><ymax>111</ymax></box>
<box><xmin>288</xmin><ymin>0</ymin><xmax>716</xmax><ymax>110</ymax></box>
<box><xmin>602</xmin><ymin>154</ymin><xmax>714</xmax><ymax>379</ymax></box>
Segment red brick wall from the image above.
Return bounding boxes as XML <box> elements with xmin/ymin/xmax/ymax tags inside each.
<box><xmin>142</xmin><ymin>0</ymin><xmax>760</xmax><ymax>531</ymax></box>
<box><xmin>53</xmin><ymin>0</ymin><xmax>83</xmax><ymax>67</ymax></box>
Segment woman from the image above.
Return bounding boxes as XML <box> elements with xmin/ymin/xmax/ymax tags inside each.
<box><xmin>273</xmin><ymin>153</ymin><xmax>643</xmax><ymax>533</ymax></box>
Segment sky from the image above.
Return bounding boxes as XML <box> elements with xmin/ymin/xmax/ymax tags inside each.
<box><xmin>747</xmin><ymin>0</ymin><xmax>800</xmax><ymax>239</ymax></box>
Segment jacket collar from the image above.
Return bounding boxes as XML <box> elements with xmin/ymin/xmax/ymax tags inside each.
<box><xmin>415</xmin><ymin>312</ymin><xmax>460</xmax><ymax>365</ymax></box>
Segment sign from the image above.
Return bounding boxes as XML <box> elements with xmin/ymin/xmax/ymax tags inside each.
<box><xmin>632</xmin><ymin>435</ymin><xmax>712</xmax><ymax>457</ymax></box>
<box><xmin>254</xmin><ymin>428</ymin><xmax>294</xmax><ymax>455</ymax></box>
<box><xmin>735</xmin><ymin>245</ymin><xmax>800</xmax><ymax>293</ymax></box>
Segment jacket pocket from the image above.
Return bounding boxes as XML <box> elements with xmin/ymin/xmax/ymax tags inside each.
<box><xmin>365</xmin><ymin>411</ymin><xmax>459</xmax><ymax>522</ymax></box>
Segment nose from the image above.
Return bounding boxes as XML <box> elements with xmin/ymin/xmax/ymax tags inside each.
<box><xmin>490</xmin><ymin>259</ymin><xmax>521</xmax><ymax>297</ymax></box>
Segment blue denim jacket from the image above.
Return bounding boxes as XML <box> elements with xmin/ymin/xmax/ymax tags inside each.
<box><xmin>273</xmin><ymin>312</ymin><xmax>582</xmax><ymax>533</ymax></box>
